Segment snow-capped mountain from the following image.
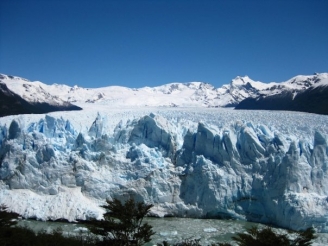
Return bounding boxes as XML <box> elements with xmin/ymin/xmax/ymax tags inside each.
<box><xmin>1</xmin><ymin>73</ymin><xmax>328</xmax><ymax>112</ymax></box>
<box><xmin>0</xmin><ymin>74</ymin><xmax>81</xmax><ymax>117</ymax></box>
<box><xmin>0</xmin><ymin>74</ymin><xmax>71</xmax><ymax>106</ymax></box>
<box><xmin>0</xmin><ymin>74</ymin><xmax>223</xmax><ymax>107</ymax></box>
<box><xmin>235</xmin><ymin>73</ymin><xmax>328</xmax><ymax>115</ymax></box>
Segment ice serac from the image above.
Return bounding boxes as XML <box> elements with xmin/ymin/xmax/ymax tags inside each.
<box><xmin>127</xmin><ymin>113</ymin><xmax>175</xmax><ymax>159</ymax></box>
<box><xmin>88</xmin><ymin>113</ymin><xmax>104</xmax><ymax>138</ymax></box>
<box><xmin>8</xmin><ymin>120</ymin><xmax>21</xmax><ymax>140</ymax></box>
<box><xmin>0</xmin><ymin>112</ymin><xmax>328</xmax><ymax>232</ymax></box>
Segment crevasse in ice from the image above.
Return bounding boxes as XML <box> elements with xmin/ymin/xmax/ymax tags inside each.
<box><xmin>0</xmin><ymin>110</ymin><xmax>327</xmax><ymax>232</ymax></box>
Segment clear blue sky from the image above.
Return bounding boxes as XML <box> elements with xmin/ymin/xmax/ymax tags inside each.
<box><xmin>0</xmin><ymin>0</ymin><xmax>327</xmax><ymax>88</ymax></box>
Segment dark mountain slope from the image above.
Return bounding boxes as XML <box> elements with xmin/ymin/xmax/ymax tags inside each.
<box><xmin>0</xmin><ymin>83</ymin><xmax>82</xmax><ymax>117</ymax></box>
<box><xmin>235</xmin><ymin>85</ymin><xmax>328</xmax><ymax>115</ymax></box>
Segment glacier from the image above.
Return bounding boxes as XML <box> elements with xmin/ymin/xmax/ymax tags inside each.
<box><xmin>0</xmin><ymin>107</ymin><xmax>328</xmax><ymax>232</ymax></box>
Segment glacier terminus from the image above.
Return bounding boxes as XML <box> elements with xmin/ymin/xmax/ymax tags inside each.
<box><xmin>0</xmin><ymin>106</ymin><xmax>328</xmax><ymax>232</ymax></box>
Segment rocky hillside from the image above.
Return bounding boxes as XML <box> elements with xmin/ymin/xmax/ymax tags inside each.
<box><xmin>235</xmin><ymin>73</ymin><xmax>328</xmax><ymax>115</ymax></box>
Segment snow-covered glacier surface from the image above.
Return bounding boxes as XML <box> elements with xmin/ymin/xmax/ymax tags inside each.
<box><xmin>0</xmin><ymin>107</ymin><xmax>328</xmax><ymax>232</ymax></box>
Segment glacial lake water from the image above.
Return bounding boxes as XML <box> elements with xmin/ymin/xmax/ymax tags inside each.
<box><xmin>18</xmin><ymin>218</ymin><xmax>328</xmax><ymax>245</ymax></box>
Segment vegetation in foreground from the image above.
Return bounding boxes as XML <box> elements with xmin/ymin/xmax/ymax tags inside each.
<box><xmin>87</xmin><ymin>198</ymin><xmax>154</xmax><ymax>245</ymax></box>
<box><xmin>0</xmin><ymin>200</ymin><xmax>317</xmax><ymax>246</ymax></box>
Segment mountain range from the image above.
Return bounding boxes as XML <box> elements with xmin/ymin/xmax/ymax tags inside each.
<box><xmin>1</xmin><ymin>72</ymin><xmax>327</xmax><ymax>116</ymax></box>
<box><xmin>1</xmin><ymin>73</ymin><xmax>328</xmax><ymax>234</ymax></box>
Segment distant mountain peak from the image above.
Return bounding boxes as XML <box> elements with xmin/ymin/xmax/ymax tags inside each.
<box><xmin>1</xmin><ymin>72</ymin><xmax>327</xmax><ymax>112</ymax></box>
<box><xmin>0</xmin><ymin>74</ymin><xmax>30</xmax><ymax>82</ymax></box>
<box><xmin>232</xmin><ymin>75</ymin><xmax>250</xmax><ymax>80</ymax></box>
<box><xmin>230</xmin><ymin>76</ymin><xmax>256</xmax><ymax>87</ymax></box>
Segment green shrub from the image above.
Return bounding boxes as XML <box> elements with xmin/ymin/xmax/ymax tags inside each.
<box><xmin>88</xmin><ymin>197</ymin><xmax>154</xmax><ymax>246</ymax></box>
<box><xmin>227</xmin><ymin>226</ymin><xmax>316</xmax><ymax>246</ymax></box>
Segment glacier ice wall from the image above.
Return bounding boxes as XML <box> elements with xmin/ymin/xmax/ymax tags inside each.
<box><xmin>0</xmin><ymin>111</ymin><xmax>328</xmax><ymax>232</ymax></box>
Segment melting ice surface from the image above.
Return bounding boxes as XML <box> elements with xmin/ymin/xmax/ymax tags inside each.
<box><xmin>1</xmin><ymin>107</ymin><xmax>328</xmax><ymax>233</ymax></box>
